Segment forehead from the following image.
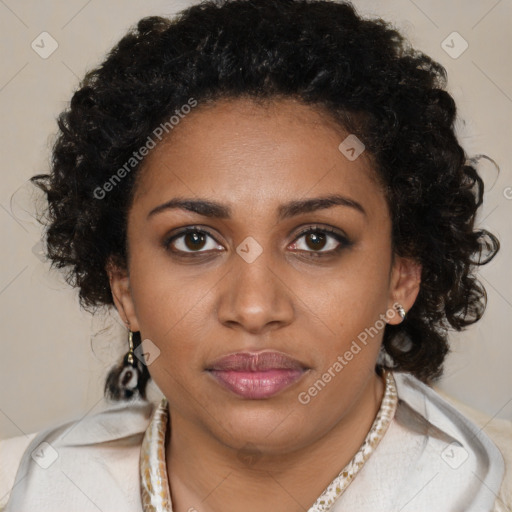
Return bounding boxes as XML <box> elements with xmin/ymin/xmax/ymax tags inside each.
<box><xmin>131</xmin><ymin>97</ymin><xmax>386</xmax><ymax>219</ymax></box>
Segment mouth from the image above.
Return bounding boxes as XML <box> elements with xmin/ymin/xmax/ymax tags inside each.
<box><xmin>205</xmin><ymin>351</ymin><xmax>309</xmax><ymax>399</ymax></box>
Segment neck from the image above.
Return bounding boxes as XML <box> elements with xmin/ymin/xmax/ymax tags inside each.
<box><xmin>166</xmin><ymin>371</ymin><xmax>385</xmax><ymax>512</ymax></box>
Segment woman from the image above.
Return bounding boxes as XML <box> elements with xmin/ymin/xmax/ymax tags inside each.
<box><xmin>1</xmin><ymin>0</ymin><xmax>510</xmax><ymax>510</ymax></box>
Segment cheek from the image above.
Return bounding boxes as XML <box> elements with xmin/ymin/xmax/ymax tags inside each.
<box><xmin>128</xmin><ymin>263</ymin><xmax>208</xmax><ymax>402</ymax></box>
<box><xmin>320</xmin><ymin>246</ymin><xmax>391</xmax><ymax>324</ymax></box>
<box><xmin>308</xmin><ymin>248</ymin><xmax>391</xmax><ymax>374</ymax></box>
<box><xmin>126</xmin><ymin>249</ymin><xmax>213</xmax><ymax>363</ymax></box>
<box><xmin>128</xmin><ymin>241</ymin><xmax>200</xmax><ymax>320</ymax></box>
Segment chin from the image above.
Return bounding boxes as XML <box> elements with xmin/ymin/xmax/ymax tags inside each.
<box><xmin>205</xmin><ymin>403</ymin><xmax>312</xmax><ymax>454</ymax></box>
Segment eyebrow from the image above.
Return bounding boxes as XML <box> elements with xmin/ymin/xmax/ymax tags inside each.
<box><xmin>147</xmin><ymin>194</ymin><xmax>367</xmax><ymax>221</ymax></box>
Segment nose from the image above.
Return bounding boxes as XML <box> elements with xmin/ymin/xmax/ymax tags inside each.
<box><xmin>216</xmin><ymin>249</ymin><xmax>295</xmax><ymax>334</ymax></box>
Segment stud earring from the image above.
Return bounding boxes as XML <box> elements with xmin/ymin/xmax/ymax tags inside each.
<box><xmin>394</xmin><ymin>303</ymin><xmax>406</xmax><ymax>321</ymax></box>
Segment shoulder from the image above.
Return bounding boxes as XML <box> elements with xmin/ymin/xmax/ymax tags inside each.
<box><xmin>393</xmin><ymin>371</ymin><xmax>511</xmax><ymax>512</ymax></box>
<box><xmin>0</xmin><ymin>432</ymin><xmax>38</xmax><ymax>510</ymax></box>
<box><xmin>0</xmin><ymin>398</ymin><xmax>158</xmax><ymax>511</ymax></box>
<box><xmin>434</xmin><ymin>385</ymin><xmax>512</xmax><ymax>512</ymax></box>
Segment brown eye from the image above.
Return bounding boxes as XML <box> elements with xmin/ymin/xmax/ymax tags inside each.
<box><xmin>290</xmin><ymin>227</ymin><xmax>351</xmax><ymax>255</ymax></box>
<box><xmin>164</xmin><ymin>227</ymin><xmax>223</xmax><ymax>254</ymax></box>
<box><xmin>304</xmin><ymin>232</ymin><xmax>327</xmax><ymax>251</ymax></box>
<box><xmin>183</xmin><ymin>231</ymin><xmax>207</xmax><ymax>251</ymax></box>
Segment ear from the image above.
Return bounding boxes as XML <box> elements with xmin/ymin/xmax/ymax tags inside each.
<box><xmin>386</xmin><ymin>255</ymin><xmax>422</xmax><ymax>325</ymax></box>
<box><xmin>105</xmin><ymin>257</ymin><xmax>140</xmax><ymax>332</ymax></box>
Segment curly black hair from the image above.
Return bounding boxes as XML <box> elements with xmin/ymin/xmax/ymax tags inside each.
<box><xmin>30</xmin><ymin>0</ymin><xmax>499</xmax><ymax>399</ymax></box>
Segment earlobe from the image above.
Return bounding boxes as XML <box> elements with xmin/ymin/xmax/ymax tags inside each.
<box><xmin>387</xmin><ymin>256</ymin><xmax>422</xmax><ymax>325</ymax></box>
<box><xmin>105</xmin><ymin>257</ymin><xmax>140</xmax><ymax>331</ymax></box>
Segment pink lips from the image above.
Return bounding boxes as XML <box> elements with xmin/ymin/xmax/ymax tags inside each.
<box><xmin>206</xmin><ymin>351</ymin><xmax>308</xmax><ymax>399</ymax></box>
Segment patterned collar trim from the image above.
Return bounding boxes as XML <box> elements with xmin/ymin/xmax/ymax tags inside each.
<box><xmin>139</xmin><ymin>371</ymin><xmax>398</xmax><ymax>512</ymax></box>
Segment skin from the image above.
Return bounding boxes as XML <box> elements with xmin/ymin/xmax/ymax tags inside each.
<box><xmin>107</xmin><ymin>97</ymin><xmax>421</xmax><ymax>512</ymax></box>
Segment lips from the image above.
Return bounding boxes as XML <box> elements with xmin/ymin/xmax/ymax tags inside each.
<box><xmin>206</xmin><ymin>351</ymin><xmax>309</xmax><ymax>399</ymax></box>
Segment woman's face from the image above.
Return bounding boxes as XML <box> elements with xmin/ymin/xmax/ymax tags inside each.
<box><xmin>109</xmin><ymin>97</ymin><xmax>421</xmax><ymax>454</ymax></box>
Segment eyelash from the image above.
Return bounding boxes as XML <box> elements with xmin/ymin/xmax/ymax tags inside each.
<box><xmin>163</xmin><ymin>225</ymin><xmax>352</xmax><ymax>258</ymax></box>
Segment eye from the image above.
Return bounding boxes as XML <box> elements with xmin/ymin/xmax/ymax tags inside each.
<box><xmin>163</xmin><ymin>227</ymin><xmax>223</xmax><ymax>254</ymax></box>
<box><xmin>289</xmin><ymin>226</ymin><xmax>351</xmax><ymax>255</ymax></box>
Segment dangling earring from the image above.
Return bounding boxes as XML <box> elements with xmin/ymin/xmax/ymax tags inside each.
<box><xmin>126</xmin><ymin>329</ymin><xmax>135</xmax><ymax>365</ymax></box>
<box><xmin>104</xmin><ymin>330</ymin><xmax>151</xmax><ymax>402</ymax></box>
<box><xmin>394</xmin><ymin>303</ymin><xmax>406</xmax><ymax>321</ymax></box>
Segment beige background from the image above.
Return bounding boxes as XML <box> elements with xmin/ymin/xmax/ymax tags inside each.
<box><xmin>0</xmin><ymin>0</ymin><xmax>511</xmax><ymax>439</ymax></box>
